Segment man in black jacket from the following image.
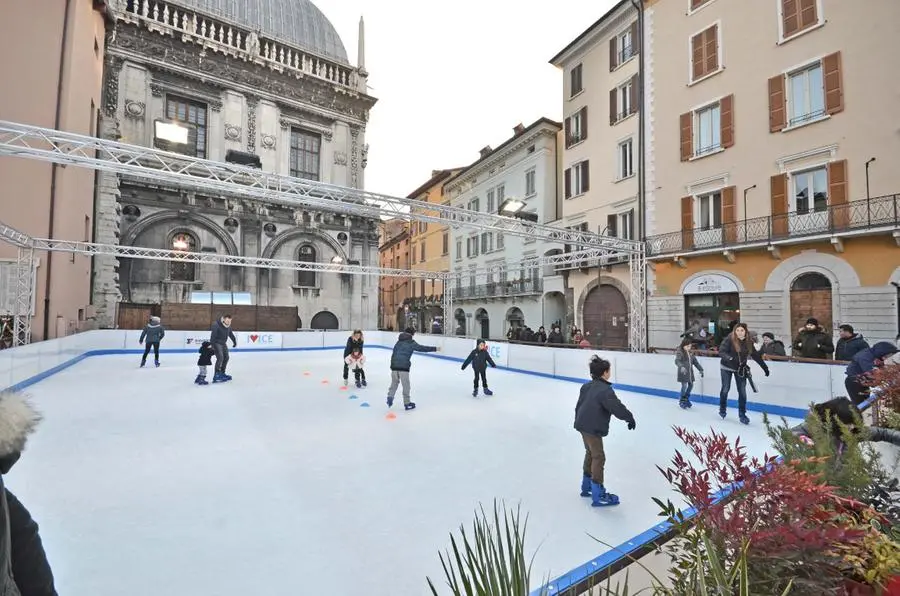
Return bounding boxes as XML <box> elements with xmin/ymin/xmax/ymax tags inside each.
<box><xmin>0</xmin><ymin>393</ymin><xmax>58</xmax><ymax>596</ymax></box>
<box><xmin>834</xmin><ymin>324</ymin><xmax>869</xmax><ymax>362</ymax></box>
<box><xmin>386</xmin><ymin>328</ymin><xmax>438</xmax><ymax>411</ymax></box>
<box><xmin>792</xmin><ymin>317</ymin><xmax>834</xmax><ymax>360</ymax></box>
<box><xmin>574</xmin><ymin>356</ymin><xmax>636</xmax><ymax>507</ymax></box>
<box><xmin>210</xmin><ymin>314</ymin><xmax>237</xmax><ymax>383</ymax></box>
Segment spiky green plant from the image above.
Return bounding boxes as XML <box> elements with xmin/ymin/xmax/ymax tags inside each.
<box><xmin>426</xmin><ymin>499</ymin><xmax>548</xmax><ymax>596</ymax></box>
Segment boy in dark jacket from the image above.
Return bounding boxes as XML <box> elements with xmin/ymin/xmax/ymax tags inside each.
<box><xmin>138</xmin><ymin>315</ymin><xmax>165</xmax><ymax>368</ymax></box>
<box><xmin>845</xmin><ymin>341</ymin><xmax>899</xmax><ymax>405</ymax></box>
<box><xmin>342</xmin><ymin>330</ymin><xmax>364</xmax><ymax>387</ymax></box>
<box><xmin>835</xmin><ymin>325</ymin><xmax>869</xmax><ymax>362</ymax></box>
<box><xmin>195</xmin><ymin>341</ymin><xmax>215</xmax><ymax>385</ymax></box>
<box><xmin>792</xmin><ymin>317</ymin><xmax>834</xmax><ymax>360</ymax></box>
<box><xmin>461</xmin><ymin>339</ymin><xmax>497</xmax><ymax>397</ymax></box>
<box><xmin>210</xmin><ymin>315</ymin><xmax>237</xmax><ymax>383</ymax></box>
<box><xmin>574</xmin><ymin>356</ymin><xmax>636</xmax><ymax>507</ymax></box>
<box><xmin>387</xmin><ymin>328</ymin><xmax>439</xmax><ymax>410</ymax></box>
<box><xmin>759</xmin><ymin>332</ymin><xmax>787</xmax><ymax>357</ymax></box>
<box><xmin>674</xmin><ymin>338</ymin><xmax>704</xmax><ymax>409</ymax></box>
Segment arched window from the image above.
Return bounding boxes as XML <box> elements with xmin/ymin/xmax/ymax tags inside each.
<box><xmin>169</xmin><ymin>232</ymin><xmax>197</xmax><ymax>281</ymax></box>
<box><xmin>297</xmin><ymin>244</ymin><xmax>317</xmax><ymax>287</ymax></box>
<box><xmin>791</xmin><ymin>272</ymin><xmax>832</xmax><ymax>291</ymax></box>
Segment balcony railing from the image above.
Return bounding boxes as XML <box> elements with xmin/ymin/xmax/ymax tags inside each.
<box><xmin>455</xmin><ymin>280</ymin><xmax>543</xmax><ymax>300</ymax></box>
<box><xmin>647</xmin><ymin>194</ymin><xmax>900</xmax><ymax>257</ymax></box>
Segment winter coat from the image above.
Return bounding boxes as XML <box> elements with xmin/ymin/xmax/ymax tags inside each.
<box><xmin>675</xmin><ymin>349</ymin><xmax>704</xmax><ymax>383</ymax></box>
<box><xmin>210</xmin><ymin>320</ymin><xmax>237</xmax><ymax>346</ymax></box>
<box><xmin>718</xmin><ymin>335</ymin><xmax>769</xmax><ymax>375</ymax></box>
<box><xmin>197</xmin><ymin>343</ymin><xmax>215</xmax><ymax>366</ymax></box>
<box><xmin>139</xmin><ymin>322</ymin><xmax>165</xmax><ymax>344</ymax></box>
<box><xmin>343</xmin><ymin>336</ymin><xmax>364</xmax><ymax>358</ymax></box>
<box><xmin>536</xmin><ymin>331</ymin><xmax>547</xmax><ymax>343</ymax></box>
<box><xmin>0</xmin><ymin>393</ymin><xmax>58</xmax><ymax>596</ymax></box>
<box><xmin>389</xmin><ymin>332</ymin><xmax>437</xmax><ymax>371</ymax></box>
<box><xmin>846</xmin><ymin>342</ymin><xmax>900</xmax><ymax>378</ymax></box>
<box><xmin>345</xmin><ymin>353</ymin><xmax>366</xmax><ymax>369</ymax></box>
<box><xmin>546</xmin><ymin>331</ymin><xmax>564</xmax><ymax>345</ymax></box>
<box><xmin>461</xmin><ymin>348</ymin><xmax>496</xmax><ymax>372</ymax></box>
<box><xmin>835</xmin><ymin>334</ymin><xmax>870</xmax><ymax>362</ymax></box>
<box><xmin>793</xmin><ymin>327</ymin><xmax>834</xmax><ymax>360</ymax></box>
<box><xmin>574</xmin><ymin>379</ymin><xmax>635</xmax><ymax>438</ymax></box>
<box><xmin>759</xmin><ymin>340</ymin><xmax>787</xmax><ymax>357</ymax></box>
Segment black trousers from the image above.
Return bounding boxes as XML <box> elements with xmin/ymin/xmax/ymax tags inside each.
<box><xmin>846</xmin><ymin>375</ymin><xmax>868</xmax><ymax>405</ymax></box>
<box><xmin>141</xmin><ymin>342</ymin><xmax>159</xmax><ymax>364</ymax></box>
<box><xmin>353</xmin><ymin>367</ymin><xmax>366</xmax><ymax>382</ymax></box>
<box><xmin>343</xmin><ymin>363</ymin><xmax>349</xmax><ymax>380</ymax></box>
<box><xmin>473</xmin><ymin>369</ymin><xmax>488</xmax><ymax>389</ymax></box>
<box><xmin>213</xmin><ymin>343</ymin><xmax>229</xmax><ymax>373</ymax></box>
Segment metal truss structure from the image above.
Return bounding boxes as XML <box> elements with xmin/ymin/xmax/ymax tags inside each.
<box><xmin>0</xmin><ymin>120</ymin><xmax>648</xmax><ymax>351</ymax></box>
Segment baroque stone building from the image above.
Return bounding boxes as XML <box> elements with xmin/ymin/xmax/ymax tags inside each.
<box><xmin>94</xmin><ymin>0</ymin><xmax>378</xmax><ymax>330</ymax></box>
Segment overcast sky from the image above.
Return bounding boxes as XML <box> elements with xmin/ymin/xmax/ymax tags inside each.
<box><xmin>315</xmin><ymin>0</ymin><xmax>619</xmax><ymax>198</ymax></box>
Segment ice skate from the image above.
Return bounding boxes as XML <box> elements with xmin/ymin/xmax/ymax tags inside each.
<box><xmin>386</xmin><ymin>395</ymin><xmax>394</xmax><ymax>408</ymax></box>
<box><xmin>343</xmin><ymin>379</ymin><xmax>348</xmax><ymax>388</ymax></box>
<box><xmin>140</xmin><ymin>361</ymin><xmax>145</xmax><ymax>368</ymax></box>
<box><xmin>719</xmin><ymin>410</ymin><xmax>727</xmax><ymax>419</ymax></box>
<box><xmin>483</xmin><ymin>388</ymin><xmax>493</xmax><ymax>396</ymax></box>
<box><xmin>739</xmin><ymin>414</ymin><xmax>750</xmax><ymax>425</ymax></box>
<box><xmin>472</xmin><ymin>389</ymin><xmax>478</xmax><ymax>397</ymax></box>
<box><xmin>679</xmin><ymin>398</ymin><xmax>691</xmax><ymax>409</ymax></box>
<box><xmin>361</xmin><ymin>379</ymin><xmax>367</xmax><ymax>387</ymax></box>
<box><xmin>580</xmin><ymin>474</ymin><xmax>591</xmax><ymax>497</ymax></box>
<box><xmin>213</xmin><ymin>372</ymin><xmax>226</xmax><ymax>383</ymax></box>
<box><xmin>355</xmin><ymin>380</ymin><xmax>362</xmax><ymax>389</ymax></box>
<box><xmin>195</xmin><ymin>374</ymin><xmax>208</xmax><ymax>385</ymax></box>
<box><xmin>590</xmin><ymin>482</ymin><xmax>620</xmax><ymax>507</ymax></box>
<box><xmin>404</xmin><ymin>402</ymin><xmax>416</xmax><ymax>411</ymax></box>
<box><xmin>155</xmin><ymin>361</ymin><xmax>160</xmax><ymax>368</ymax></box>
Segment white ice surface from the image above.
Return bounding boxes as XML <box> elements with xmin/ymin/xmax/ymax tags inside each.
<box><xmin>7</xmin><ymin>349</ymin><xmax>797</xmax><ymax>596</ymax></box>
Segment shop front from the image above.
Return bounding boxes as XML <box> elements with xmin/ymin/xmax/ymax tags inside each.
<box><xmin>682</xmin><ymin>274</ymin><xmax>741</xmax><ymax>349</ymax></box>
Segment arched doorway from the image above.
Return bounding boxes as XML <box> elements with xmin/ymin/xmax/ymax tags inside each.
<box><xmin>310</xmin><ymin>311</ymin><xmax>339</xmax><ymax>330</ymax></box>
<box><xmin>789</xmin><ymin>273</ymin><xmax>832</xmax><ymax>334</ymax></box>
<box><xmin>583</xmin><ymin>284</ymin><xmax>628</xmax><ymax>349</ymax></box>
<box><xmin>454</xmin><ymin>308</ymin><xmax>467</xmax><ymax>336</ymax></box>
<box><xmin>506</xmin><ymin>306</ymin><xmax>524</xmax><ymax>337</ymax></box>
<box><xmin>475</xmin><ymin>308</ymin><xmax>490</xmax><ymax>340</ymax></box>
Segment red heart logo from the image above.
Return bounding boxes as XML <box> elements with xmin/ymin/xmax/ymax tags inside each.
<box><xmin>250</xmin><ymin>334</ymin><xmax>259</xmax><ymax>343</ymax></box>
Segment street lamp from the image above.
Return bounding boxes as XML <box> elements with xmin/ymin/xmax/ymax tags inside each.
<box><xmin>498</xmin><ymin>197</ymin><xmax>538</xmax><ymax>222</ymax></box>
<box><xmin>743</xmin><ymin>185</ymin><xmax>756</xmax><ymax>242</ymax></box>
<box><xmin>866</xmin><ymin>157</ymin><xmax>876</xmax><ymax>225</ymax></box>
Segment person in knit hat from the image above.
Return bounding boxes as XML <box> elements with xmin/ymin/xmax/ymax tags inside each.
<box><xmin>139</xmin><ymin>315</ymin><xmax>166</xmax><ymax>368</ymax></box>
<box><xmin>792</xmin><ymin>317</ymin><xmax>834</xmax><ymax>360</ymax></box>
<box><xmin>461</xmin><ymin>339</ymin><xmax>497</xmax><ymax>397</ymax></box>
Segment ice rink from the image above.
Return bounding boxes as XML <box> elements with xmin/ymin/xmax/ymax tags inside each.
<box><xmin>7</xmin><ymin>347</ymin><xmax>796</xmax><ymax>596</ymax></box>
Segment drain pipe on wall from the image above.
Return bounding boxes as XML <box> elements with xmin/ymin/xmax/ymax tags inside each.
<box><xmin>629</xmin><ymin>0</ymin><xmax>648</xmax><ymax>349</ymax></box>
<box><xmin>44</xmin><ymin>0</ymin><xmax>74</xmax><ymax>340</ymax></box>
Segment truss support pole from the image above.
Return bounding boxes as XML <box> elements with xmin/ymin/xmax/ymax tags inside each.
<box><xmin>628</xmin><ymin>244</ymin><xmax>647</xmax><ymax>352</ymax></box>
<box><xmin>442</xmin><ymin>278</ymin><xmax>454</xmax><ymax>337</ymax></box>
<box><xmin>13</xmin><ymin>246</ymin><xmax>35</xmax><ymax>347</ymax></box>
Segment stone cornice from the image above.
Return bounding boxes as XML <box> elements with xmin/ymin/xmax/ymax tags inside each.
<box><xmin>551</xmin><ymin>4</ymin><xmax>636</xmax><ymax>66</ymax></box>
<box><xmin>446</xmin><ymin>127</ymin><xmax>558</xmax><ymax>192</ymax></box>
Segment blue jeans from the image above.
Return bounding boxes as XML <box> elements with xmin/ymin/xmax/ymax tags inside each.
<box><xmin>719</xmin><ymin>368</ymin><xmax>747</xmax><ymax>415</ymax></box>
<box><xmin>680</xmin><ymin>381</ymin><xmax>693</xmax><ymax>401</ymax></box>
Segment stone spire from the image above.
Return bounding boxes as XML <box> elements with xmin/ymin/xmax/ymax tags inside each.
<box><xmin>357</xmin><ymin>16</ymin><xmax>366</xmax><ymax>72</ymax></box>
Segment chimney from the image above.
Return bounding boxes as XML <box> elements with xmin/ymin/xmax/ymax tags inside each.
<box><xmin>431</xmin><ymin>169</ymin><xmax>443</xmax><ymax>178</ymax></box>
<box><xmin>513</xmin><ymin>123</ymin><xmax>525</xmax><ymax>135</ymax></box>
<box><xmin>479</xmin><ymin>146</ymin><xmax>492</xmax><ymax>158</ymax></box>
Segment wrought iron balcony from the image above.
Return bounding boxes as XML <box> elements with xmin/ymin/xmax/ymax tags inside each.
<box><xmin>647</xmin><ymin>194</ymin><xmax>900</xmax><ymax>257</ymax></box>
<box><xmin>455</xmin><ymin>279</ymin><xmax>543</xmax><ymax>300</ymax></box>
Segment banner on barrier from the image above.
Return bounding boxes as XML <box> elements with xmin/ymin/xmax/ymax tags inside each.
<box><xmin>237</xmin><ymin>332</ymin><xmax>282</xmax><ymax>349</ymax></box>
<box><xmin>484</xmin><ymin>341</ymin><xmax>508</xmax><ymax>367</ymax></box>
<box><xmin>183</xmin><ymin>335</ymin><xmax>209</xmax><ymax>348</ymax></box>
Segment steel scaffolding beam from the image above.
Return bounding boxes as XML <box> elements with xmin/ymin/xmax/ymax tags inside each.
<box><xmin>0</xmin><ymin>120</ymin><xmax>642</xmax><ymax>253</ymax></box>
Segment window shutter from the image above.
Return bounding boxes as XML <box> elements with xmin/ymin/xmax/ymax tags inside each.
<box><xmin>822</xmin><ymin>52</ymin><xmax>844</xmax><ymax>115</ymax></box>
<box><xmin>564</xmin><ymin>117</ymin><xmax>571</xmax><ymax>148</ymax></box>
<box><xmin>828</xmin><ymin>159</ymin><xmax>849</xmax><ymax>229</ymax></box>
<box><xmin>580</xmin><ymin>106</ymin><xmax>588</xmax><ymax>141</ymax></box>
<box><xmin>607</xmin><ymin>214</ymin><xmax>617</xmax><ymax>237</ymax></box>
<box><xmin>720</xmin><ymin>94</ymin><xmax>735</xmax><ymax>148</ymax></box>
<box><xmin>705</xmin><ymin>26</ymin><xmax>718</xmax><ymax>74</ymax></box>
<box><xmin>609</xmin><ymin>38</ymin><xmax>617</xmax><ymax>71</ymax></box>
<box><xmin>799</xmin><ymin>0</ymin><xmax>818</xmax><ymax>30</ymax></box>
<box><xmin>722</xmin><ymin>186</ymin><xmax>737</xmax><ymax>243</ymax></box>
<box><xmin>680</xmin><ymin>112</ymin><xmax>693</xmax><ymax>161</ymax></box>
<box><xmin>629</xmin><ymin>74</ymin><xmax>639</xmax><ymax>115</ymax></box>
<box><xmin>770</xmin><ymin>173</ymin><xmax>789</xmax><ymax>237</ymax></box>
<box><xmin>582</xmin><ymin>162</ymin><xmax>590</xmax><ymax>192</ymax></box>
<box><xmin>564</xmin><ymin>168</ymin><xmax>571</xmax><ymax>199</ymax></box>
<box><xmin>782</xmin><ymin>0</ymin><xmax>800</xmax><ymax>37</ymax></box>
<box><xmin>691</xmin><ymin>32</ymin><xmax>704</xmax><ymax>80</ymax></box>
<box><xmin>768</xmin><ymin>75</ymin><xmax>786</xmax><ymax>132</ymax></box>
<box><xmin>630</xmin><ymin>21</ymin><xmax>640</xmax><ymax>55</ymax></box>
<box><xmin>609</xmin><ymin>88</ymin><xmax>618</xmax><ymax>125</ymax></box>
<box><xmin>681</xmin><ymin>196</ymin><xmax>694</xmax><ymax>249</ymax></box>
<box><xmin>628</xmin><ymin>208</ymin><xmax>635</xmax><ymax>240</ymax></box>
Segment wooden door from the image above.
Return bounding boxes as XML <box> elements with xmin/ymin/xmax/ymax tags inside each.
<box><xmin>583</xmin><ymin>284</ymin><xmax>629</xmax><ymax>349</ymax></box>
<box><xmin>789</xmin><ymin>273</ymin><xmax>833</xmax><ymax>335</ymax></box>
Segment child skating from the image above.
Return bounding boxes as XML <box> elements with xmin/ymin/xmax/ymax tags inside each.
<box><xmin>345</xmin><ymin>347</ymin><xmax>367</xmax><ymax>388</ymax></box>
<box><xmin>139</xmin><ymin>315</ymin><xmax>165</xmax><ymax>368</ymax></box>
<box><xmin>461</xmin><ymin>338</ymin><xmax>496</xmax><ymax>396</ymax></box>
<box><xmin>387</xmin><ymin>327</ymin><xmax>438</xmax><ymax>411</ymax></box>
<box><xmin>195</xmin><ymin>341</ymin><xmax>215</xmax><ymax>385</ymax></box>
<box><xmin>574</xmin><ymin>356</ymin><xmax>636</xmax><ymax>507</ymax></box>
<box><xmin>342</xmin><ymin>330</ymin><xmax>364</xmax><ymax>387</ymax></box>
<box><xmin>674</xmin><ymin>338</ymin><xmax>704</xmax><ymax>409</ymax></box>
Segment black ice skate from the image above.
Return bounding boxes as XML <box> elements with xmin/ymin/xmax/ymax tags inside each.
<box><xmin>404</xmin><ymin>402</ymin><xmax>416</xmax><ymax>411</ymax></box>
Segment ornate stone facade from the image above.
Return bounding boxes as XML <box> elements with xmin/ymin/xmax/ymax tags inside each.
<box><xmin>93</xmin><ymin>1</ymin><xmax>379</xmax><ymax>330</ymax></box>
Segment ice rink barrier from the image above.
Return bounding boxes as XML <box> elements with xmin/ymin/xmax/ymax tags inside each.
<box><xmin>1</xmin><ymin>329</ymin><xmax>842</xmax><ymax>595</ymax></box>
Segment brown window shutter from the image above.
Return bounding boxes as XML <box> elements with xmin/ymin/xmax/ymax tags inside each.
<box><xmin>680</xmin><ymin>112</ymin><xmax>693</xmax><ymax>161</ymax></box>
<box><xmin>629</xmin><ymin>74</ymin><xmax>639</xmax><ymax>115</ymax></box>
<box><xmin>681</xmin><ymin>196</ymin><xmax>694</xmax><ymax>249</ymax></box>
<box><xmin>564</xmin><ymin>168</ymin><xmax>571</xmax><ymax>199</ymax></box>
<box><xmin>782</xmin><ymin>0</ymin><xmax>799</xmax><ymax>37</ymax></box>
<box><xmin>607</xmin><ymin>214</ymin><xmax>617</xmax><ymax>237</ymax></box>
<box><xmin>720</xmin><ymin>94</ymin><xmax>735</xmax><ymax>148</ymax></box>
<box><xmin>799</xmin><ymin>0</ymin><xmax>818</xmax><ymax>30</ymax></box>
<box><xmin>630</xmin><ymin>21</ymin><xmax>640</xmax><ymax>55</ymax></box>
<box><xmin>564</xmin><ymin>117</ymin><xmax>571</xmax><ymax>148</ymax></box>
<box><xmin>822</xmin><ymin>52</ymin><xmax>844</xmax><ymax>115</ymax></box>
<box><xmin>609</xmin><ymin>38</ymin><xmax>617</xmax><ymax>71</ymax></box>
<box><xmin>582</xmin><ymin>161</ymin><xmax>590</xmax><ymax>192</ymax></box>
<box><xmin>829</xmin><ymin>159</ymin><xmax>849</xmax><ymax>229</ymax></box>
<box><xmin>691</xmin><ymin>32</ymin><xmax>704</xmax><ymax>80</ymax></box>
<box><xmin>609</xmin><ymin>88</ymin><xmax>618</xmax><ymax>125</ymax></box>
<box><xmin>768</xmin><ymin>75</ymin><xmax>786</xmax><ymax>132</ymax></box>
<box><xmin>770</xmin><ymin>173</ymin><xmax>788</xmax><ymax>237</ymax></box>
<box><xmin>722</xmin><ymin>186</ymin><xmax>737</xmax><ymax>243</ymax></box>
<box><xmin>705</xmin><ymin>26</ymin><xmax>719</xmax><ymax>74</ymax></box>
<box><xmin>580</xmin><ymin>107</ymin><xmax>588</xmax><ymax>141</ymax></box>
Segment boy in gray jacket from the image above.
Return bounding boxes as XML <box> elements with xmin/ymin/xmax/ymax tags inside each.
<box><xmin>387</xmin><ymin>328</ymin><xmax>438</xmax><ymax>411</ymax></box>
<box><xmin>139</xmin><ymin>315</ymin><xmax>165</xmax><ymax>368</ymax></box>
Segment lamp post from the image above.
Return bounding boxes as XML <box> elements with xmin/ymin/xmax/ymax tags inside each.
<box><xmin>866</xmin><ymin>157</ymin><xmax>876</xmax><ymax>225</ymax></box>
<box><xmin>743</xmin><ymin>185</ymin><xmax>756</xmax><ymax>242</ymax></box>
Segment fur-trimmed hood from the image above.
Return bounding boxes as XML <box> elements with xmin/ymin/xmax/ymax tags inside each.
<box><xmin>0</xmin><ymin>393</ymin><xmax>42</xmax><ymax>469</ymax></box>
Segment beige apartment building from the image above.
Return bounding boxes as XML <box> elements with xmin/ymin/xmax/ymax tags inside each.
<box><xmin>550</xmin><ymin>0</ymin><xmax>641</xmax><ymax>349</ymax></box>
<box><xmin>0</xmin><ymin>0</ymin><xmax>110</xmax><ymax>342</ymax></box>
<box><xmin>644</xmin><ymin>0</ymin><xmax>900</xmax><ymax>349</ymax></box>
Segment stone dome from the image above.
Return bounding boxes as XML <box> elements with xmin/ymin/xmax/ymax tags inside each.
<box><xmin>173</xmin><ymin>0</ymin><xmax>349</xmax><ymax>63</ymax></box>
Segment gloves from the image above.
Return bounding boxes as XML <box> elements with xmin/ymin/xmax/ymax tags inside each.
<box><xmin>232</xmin><ymin>341</ymin><xmax>237</xmax><ymax>348</ymax></box>
<box><xmin>764</xmin><ymin>367</ymin><xmax>770</xmax><ymax>377</ymax></box>
<box><xmin>461</xmin><ymin>365</ymin><xmax>465</xmax><ymax>370</ymax></box>
<box><xmin>627</xmin><ymin>420</ymin><xmax>636</xmax><ymax>431</ymax></box>
<box><xmin>700</xmin><ymin>371</ymin><xmax>704</xmax><ymax>378</ymax></box>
